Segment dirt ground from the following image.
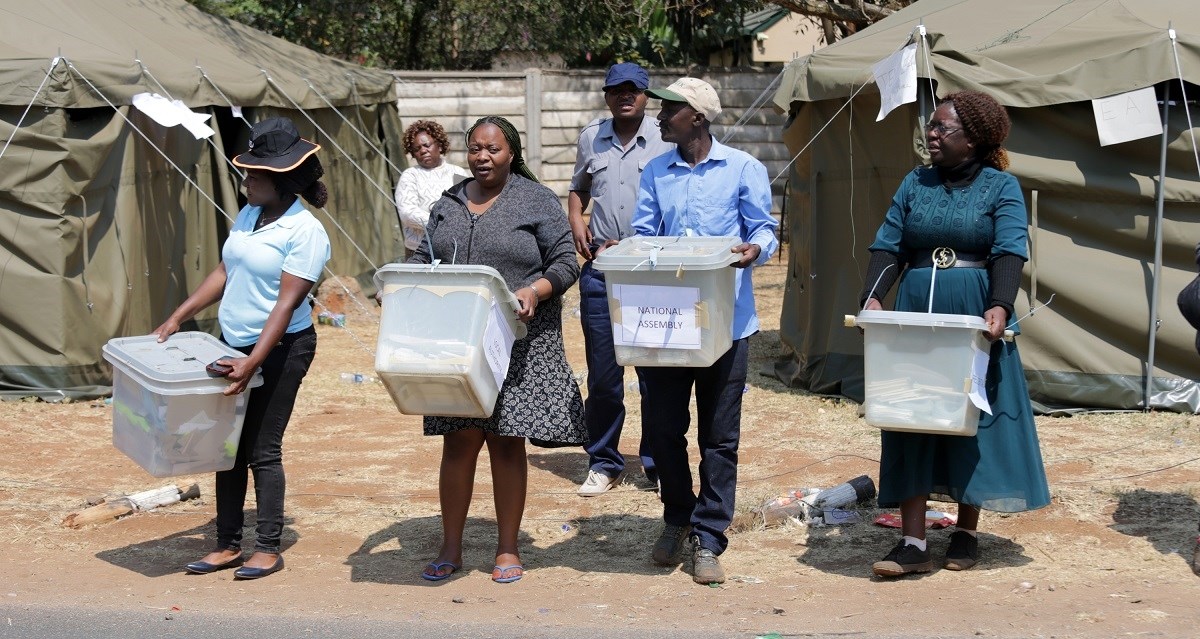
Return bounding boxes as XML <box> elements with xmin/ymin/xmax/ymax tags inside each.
<box><xmin>3</xmin><ymin>254</ymin><xmax>1200</xmax><ymax>638</ymax></box>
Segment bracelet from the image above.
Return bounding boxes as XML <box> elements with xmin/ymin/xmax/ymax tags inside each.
<box><xmin>526</xmin><ymin>285</ymin><xmax>539</xmax><ymax>299</ymax></box>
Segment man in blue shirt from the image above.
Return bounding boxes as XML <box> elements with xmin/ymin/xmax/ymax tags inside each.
<box><xmin>569</xmin><ymin>63</ymin><xmax>674</xmax><ymax>497</ymax></box>
<box><xmin>633</xmin><ymin>77</ymin><xmax>778</xmax><ymax>585</ymax></box>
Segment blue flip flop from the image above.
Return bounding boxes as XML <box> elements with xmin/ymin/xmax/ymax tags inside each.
<box><xmin>421</xmin><ymin>561</ymin><xmax>461</xmax><ymax>581</ymax></box>
<box><xmin>492</xmin><ymin>564</ymin><xmax>524</xmax><ymax>583</ymax></box>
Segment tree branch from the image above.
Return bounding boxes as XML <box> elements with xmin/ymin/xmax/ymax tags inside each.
<box><xmin>766</xmin><ymin>0</ymin><xmax>894</xmax><ymax>24</ymax></box>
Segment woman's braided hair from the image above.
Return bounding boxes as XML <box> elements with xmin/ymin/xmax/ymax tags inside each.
<box><xmin>274</xmin><ymin>154</ymin><xmax>328</xmax><ymax>208</ymax></box>
<box><xmin>465</xmin><ymin>116</ymin><xmax>539</xmax><ymax>183</ymax></box>
<box><xmin>403</xmin><ymin>119</ymin><xmax>451</xmax><ymax>156</ymax></box>
<box><xmin>942</xmin><ymin>91</ymin><xmax>1011</xmax><ymax>171</ymax></box>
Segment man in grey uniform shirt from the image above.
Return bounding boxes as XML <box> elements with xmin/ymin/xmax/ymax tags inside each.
<box><xmin>568</xmin><ymin>62</ymin><xmax>674</xmax><ymax>496</ymax></box>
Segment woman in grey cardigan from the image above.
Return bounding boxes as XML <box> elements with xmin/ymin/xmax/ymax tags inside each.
<box><xmin>407</xmin><ymin>116</ymin><xmax>584</xmax><ymax>584</ymax></box>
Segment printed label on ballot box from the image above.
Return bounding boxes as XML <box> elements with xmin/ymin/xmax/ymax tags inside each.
<box><xmin>483</xmin><ymin>301</ymin><xmax>516</xmax><ymax>388</ymax></box>
<box><xmin>613</xmin><ymin>284</ymin><xmax>701</xmax><ymax>349</ymax></box>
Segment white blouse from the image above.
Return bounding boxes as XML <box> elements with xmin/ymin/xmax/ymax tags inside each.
<box><xmin>394</xmin><ymin>161</ymin><xmax>471</xmax><ymax>250</ymax></box>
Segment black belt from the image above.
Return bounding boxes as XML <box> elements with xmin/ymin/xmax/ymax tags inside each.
<box><xmin>908</xmin><ymin>247</ymin><xmax>988</xmax><ymax>269</ymax></box>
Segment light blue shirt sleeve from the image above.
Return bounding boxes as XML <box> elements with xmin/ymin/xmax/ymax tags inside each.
<box><xmin>283</xmin><ymin>217</ymin><xmax>331</xmax><ymax>282</ymax></box>
<box><xmin>737</xmin><ymin>158</ymin><xmax>778</xmax><ymax>266</ymax></box>
<box><xmin>633</xmin><ymin>156</ymin><xmax>668</xmax><ymax>237</ymax></box>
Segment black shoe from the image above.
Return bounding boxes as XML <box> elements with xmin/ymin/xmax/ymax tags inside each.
<box><xmin>652</xmin><ymin>523</ymin><xmax>691</xmax><ymax>565</ymax></box>
<box><xmin>233</xmin><ymin>555</ymin><xmax>284</xmax><ymax>580</ymax></box>
<box><xmin>872</xmin><ymin>541</ymin><xmax>933</xmax><ymax>577</ymax></box>
<box><xmin>185</xmin><ymin>554</ymin><xmax>244</xmax><ymax>574</ymax></box>
<box><xmin>944</xmin><ymin>531</ymin><xmax>979</xmax><ymax>571</ymax></box>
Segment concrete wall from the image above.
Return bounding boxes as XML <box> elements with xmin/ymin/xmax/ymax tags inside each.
<box><xmin>392</xmin><ymin>68</ymin><xmax>791</xmax><ymax>213</ymax></box>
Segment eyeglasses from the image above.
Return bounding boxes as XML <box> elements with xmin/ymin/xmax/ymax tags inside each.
<box><xmin>924</xmin><ymin>122</ymin><xmax>961</xmax><ymax>137</ymax></box>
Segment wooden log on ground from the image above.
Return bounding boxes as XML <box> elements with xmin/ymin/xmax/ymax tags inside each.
<box><xmin>61</xmin><ymin>483</ymin><xmax>201</xmax><ymax>529</ymax></box>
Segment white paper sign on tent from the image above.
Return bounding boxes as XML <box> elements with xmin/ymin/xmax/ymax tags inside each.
<box><xmin>1092</xmin><ymin>87</ymin><xmax>1163</xmax><ymax>147</ymax></box>
<box><xmin>872</xmin><ymin>43</ymin><xmax>917</xmax><ymax>122</ymax></box>
<box><xmin>132</xmin><ymin>93</ymin><xmax>216</xmax><ymax>140</ymax></box>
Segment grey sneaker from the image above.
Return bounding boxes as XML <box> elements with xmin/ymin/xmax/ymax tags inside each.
<box><xmin>651</xmin><ymin>523</ymin><xmax>691</xmax><ymax>565</ymax></box>
<box><xmin>872</xmin><ymin>541</ymin><xmax>934</xmax><ymax>577</ymax></box>
<box><xmin>691</xmin><ymin>536</ymin><xmax>726</xmax><ymax>584</ymax></box>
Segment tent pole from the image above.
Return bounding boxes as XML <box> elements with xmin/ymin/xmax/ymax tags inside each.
<box><xmin>1145</xmin><ymin>82</ymin><xmax>1171</xmax><ymax>411</ymax></box>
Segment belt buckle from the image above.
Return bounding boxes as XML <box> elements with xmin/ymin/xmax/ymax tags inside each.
<box><xmin>932</xmin><ymin>247</ymin><xmax>957</xmax><ymax>269</ymax></box>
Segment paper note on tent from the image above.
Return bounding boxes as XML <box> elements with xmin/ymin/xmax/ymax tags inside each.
<box><xmin>872</xmin><ymin>43</ymin><xmax>917</xmax><ymax>122</ymax></box>
<box><xmin>132</xmin><ymin>93</ymin><xmax>216</xmax><ymax>140</ymax></box>
<box><xmin>1092</xmin><ymin>87</ymin><xmax>1163</xmax><ymax>146</ymax></box>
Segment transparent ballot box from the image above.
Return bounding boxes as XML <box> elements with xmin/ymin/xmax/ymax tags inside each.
<box><xmin>374</xmin><ymin>264</ymin><xmax>527</xmax><ymax>418</ymax></box>
<box><xmin>593</xmin><ymin>236</ymin><xmax>739</xmax><ymax>367</ymax></box>
<box><xmin>848</xmin><ymin>310</ymin><xmax>991</xmax><ymax>436</ymax></box>
<box><xmin>102</xmin><ymin>332</ymin><xmax>263</xmax><ymax>477</ymax></box>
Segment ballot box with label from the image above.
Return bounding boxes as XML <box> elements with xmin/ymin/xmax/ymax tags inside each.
<box><xmin>593</xmin><ymin>236</ymin><xmax>739</xmax><ymax>367</ymax></box>
<box><xmin>102</xmin><ymin>332</ymin><xmax>264</xmax><ymax>478</ymax></box>
<box><xmin>847</xmin><ymin>310</ymin><xmax>992</xmax><ymax>436</ymax></box>
<box><xmin>374</xmin><ymin>264</ymin><xmax>527</xmax><ymax>418</ymax></box>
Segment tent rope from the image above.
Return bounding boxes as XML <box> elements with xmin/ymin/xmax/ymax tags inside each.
<box><xmin>0</xmin><ymin>57</ymin><xmax>61</xmax><ymax>164</ymax></box>
<box><xmin>347</xmin><ymin>74</ymin><xmax>379</xmax><ymax>153</ymax></box>
<box><xmin>919</xmin><ymin>24</ymin><xmax>937</xmax><ymax>105</ymax></box>
<box><xmin>260</xmin><ymin>70</ymin><xmax>396</xmax><ymax>207</ymax></box>
<box><xmin>720</xmin><ymin>67</ymin><xmax>786</xmax><ymax>144</ymax></box>
<box><xmin>770</xmin><ymin>76</ymin><xmax>874</xmax><ymax>186</ymax></box>
<box><xmin>304</xmin><ymin>78</ymin><xmax>404</xmax><ymax>177</ymax></box>
<box><xmin>1168</xmin><ymin>28</ymin><xmax>1200</xmax><ymax>180</ymax></box>
<box><xmin>196</xmin><ymin>66</ymin><xmax>253</xmax><ymax>128</ymax></box>
<box><xmin>261</xmin><ymin>71</ymin><xmax>400</xmax><ymax>338</ymax></box>
<box><xmin>846</xmin><ymin>93</ymin><xmax>862</xmax><ymax>278</ymax></box>
<box><xmin>138</xmin><ymin>60</ymin><xmax>246</xmax><ymax>181</ymax></box>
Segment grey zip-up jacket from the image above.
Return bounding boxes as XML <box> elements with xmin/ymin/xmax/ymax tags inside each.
<box><xmin>409</xmin><ymin>174</ymin><xmax>579</xmax><ymax>297</ymax></box>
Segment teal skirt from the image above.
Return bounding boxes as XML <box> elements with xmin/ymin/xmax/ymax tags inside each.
<box><xmin>877</xmin><ymin>266</ymin><xmax>1051</xmax><ymax>513</ymax></box>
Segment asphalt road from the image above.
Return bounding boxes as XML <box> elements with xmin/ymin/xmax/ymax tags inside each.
<box><xmin>0</xmin><ymin>603</ymin><xmax>726</xmax><ymax>639</ymax></box>
<box><xmin>0</xmin><ymin>603</ymin><xmax>989</xmax><ymax>639</ymax></box>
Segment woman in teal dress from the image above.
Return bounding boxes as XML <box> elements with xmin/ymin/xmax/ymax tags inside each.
<box><xmin>858</xmin><ymin>91</ymin><xmax>1050</xmax><ymax>577</ymax></box>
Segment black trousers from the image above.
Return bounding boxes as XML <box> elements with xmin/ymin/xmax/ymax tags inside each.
<box><xmin>640</xmin><ymin>338</ymin><xmax>748</xmax><ymax>555</ymax></box>
<box><xmin>216</xmin><ymin>326</ymin><xmax>316</xmax><ymax>554</ymax></box>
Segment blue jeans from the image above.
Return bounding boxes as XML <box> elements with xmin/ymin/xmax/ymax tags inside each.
<box><xmin>579</xmin><ymin>262</ymin><xmax>655</xmax><ymax>480</ymax></box>
<box><xmin>216</xmin><ymin>326</ymin><xmax>316</xmax><ymax>554</ymax></box>
<box><xmin>640</xmin><ymin>338</ymin><xmax>748</xmax><ymax>555</ymax></box>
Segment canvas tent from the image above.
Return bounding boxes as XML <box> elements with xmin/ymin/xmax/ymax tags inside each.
<box><xmin>771</xmin><ymin>0</ymin><xmax>1200</xmax><ymax>411</ymax></box>
<box><xmin>0</xmin><ymin>0</ymin><xmax>405</xmax><ymax>400</ymax></box>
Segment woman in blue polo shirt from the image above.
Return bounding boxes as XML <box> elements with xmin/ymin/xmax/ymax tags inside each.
<box><xmin>153</xmin><ymin>117</ymin><xmax>331</xmax><ymax>580</ymax></box>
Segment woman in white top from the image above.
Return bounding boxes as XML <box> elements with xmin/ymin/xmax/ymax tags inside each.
<box><xmin>395</xmin><ymin>120</ymin><xmax>470</xmax><ymax>256</ymax></box>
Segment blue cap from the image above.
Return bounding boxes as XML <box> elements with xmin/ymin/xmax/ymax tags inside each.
<box><xmin>603</xmin><ymin>63</ymin><xmax>649</xmax><ymax>91</ymax></box>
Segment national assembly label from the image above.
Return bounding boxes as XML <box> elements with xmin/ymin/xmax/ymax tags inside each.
<box><xmin>612</xmin><ymin>284</ymin><xmax>701</xmax><ymax>349</ymax></box>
